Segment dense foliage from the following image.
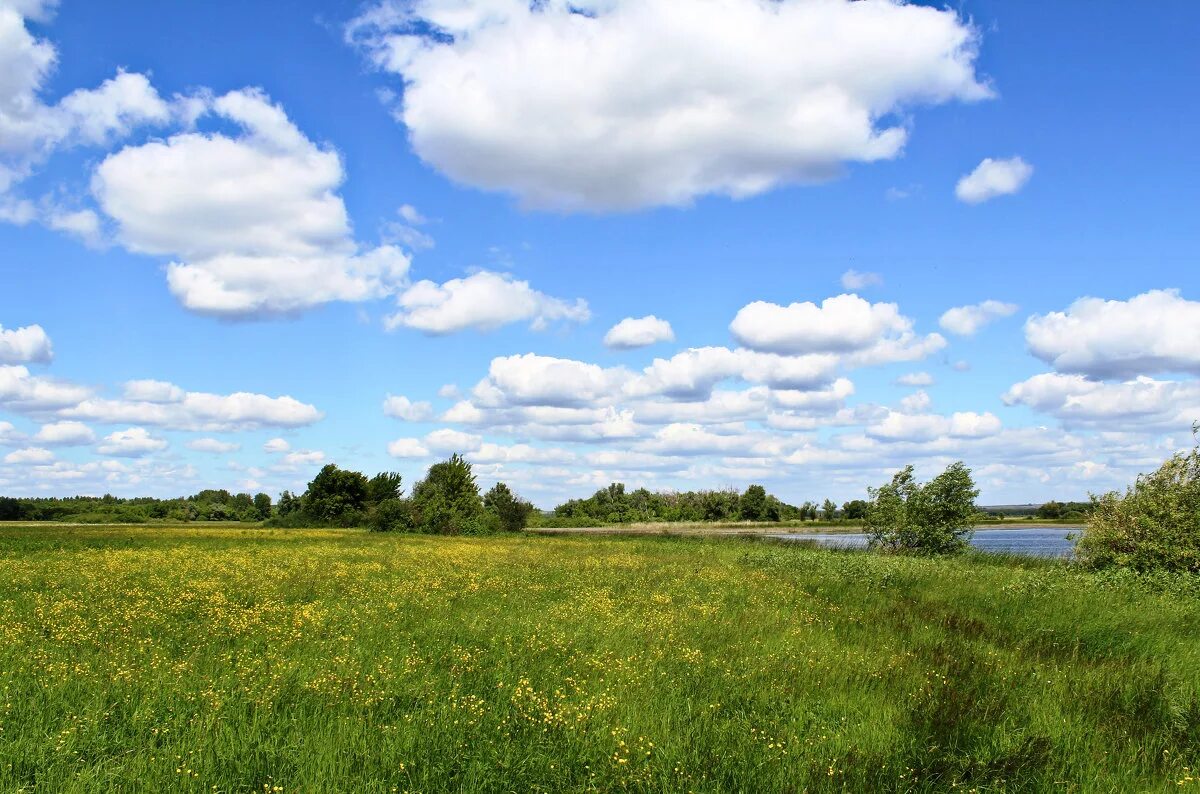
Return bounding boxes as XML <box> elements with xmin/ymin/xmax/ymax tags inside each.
<box><xmin>865</xmin><ymin>462</ymin><xmax>980</xmax><ymax>555</ymax></box>
<box><xmin>1036</xmin><ymin>500</ymin><xmax>1095</xmax><ymax>520</ymax></box>
<box><xmin>0</xmin><ymin>489</ymin><xmax>272</xmax><ymax>523</ymax></box>
<box><xmin>1077</xmin><ymin>442</ymin><xmax>1200</xmax><ymax>573</ymax></box>
<box><xmin>549</xmin><ymin>483</ymin><xmax>845</xmax><ymax>524</ymax></box>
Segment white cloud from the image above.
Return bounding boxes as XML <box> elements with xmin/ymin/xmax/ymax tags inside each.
<box><xmin>1025</xmin><ymin>290</ymin><xmax>1200</xmax><ymax>379</ymax></box>
<box><xmin>896</xmin><ymin>371</ymin><xmax>934</xmax><ymax>387</ymax></box>
<box><xmin>899</xmin><ymin>390</ymin><xmax>932</xmax><ymax>413</ymax></box>
<box><xmin>385</xmin><ymin>270</ymin><xmax>588</xmax><ymax>334</ymax></box>
<box><xmin>387</xmin><ymin>438</ymin><xmax>430</xmax><ymax>458</ymax></box>
<box><xmin>939</xmin><ymin>300</ymin><xmax>1018</xmax><ymax>336</ymax></box>
<box><xmin>604</xmin><ymin>316</ymin><xmax>675</xmax><ymax>350</ymax></box>
<box><xmin>44</xmin><ymin>207</ymin><xmax>103</xmax><ymax>247</ymax></box>
<box><xmin>0</xmin><ymin>365</ymin><xmax>91</xmax><ymax>412</ymax></box>
<box><xmin>33</xmin><ymin>420</ymin><xmax>94</xmax><ymax>446</ymax></box>
<box><xmin>61</xmin><ymin>380</ymin><xmax>322</xmax><ymax>431</ymax></box>
<box><xmin>955</xmin><ymin>156</ymin><xmax>1032</xmax><ymax>204</ymax></box>
<box><xmin>867</xmin><ymin>410</ymin><xmax>1001</xmax><ymax>442</ymax></box>
<box><xmin>0</xmin><ymin>1</ymin><xmax>170</xmax><ymax>220</ymax></box>
<box><xmin>840</xmin><ymin>270</ymin><xmax>883</xmax><ymax>290</ymax></box>
<box><xmin>1004</xmin><ymin>373</ymin><xmax>1200</xmax><ymax>430</ymax></box>
<box><xmin>186</xmin><ymin>438</ymin><xmax>241</xmax><ymax>454</ymax></box>
<box><xmin>475</xmin><ymin>353</ymin><xmax>631</xmax><ymax>409</ymax></box>
<box><xmin>4</xmin><ymin>446</ymin><xmax>53</xmax><ymax>464</ymax></box>
<box><xmin>263</xmin><ymin>438</ymin><xmax>290</xmax><ymax>453</ymax></box>
<box><xmin>0</xmin><ymin>420</ymin><xmax>19</xmax><ymax>444</ymax></box>
<box><xmin>383</xmin><ymin>394</ymin><xmax>434</xmax><ymax>421</ymax></box>
<box><xmin>279</xmin><ymin>450</ymin><xmax>325</xmax><ymax>467</ymax></box>
<box><xmin>348</xmin><ymin>0</ymin><xmax>989</xmax><ymax>211</ymax></box>
<box><xmin>730</xmin><ymin>294</ymin><xmax>943</xmax><ymax>359</ymax></box>
<box><xmin>92</xmin><ymin>88</ymin><xmax>411</xmax><ymax>317</ymax></box>
<box><xmin>0</xmin><ymin>322</ymin><xmax>52</xmax><ymax>363</ymax></box>
<box><xmin>423</xmin><ymin>428</ymin><xmax>482</xmax><ymax>453</ymax></box>
<box><xmin>122</xmin><ymin>379</ymin><xmax>186</xmax><ymax>403</ymax></box>
<box><xmin>97</xmin><ymin>427</ymin><xmax>167</xmax><ymax>457</ymax></box>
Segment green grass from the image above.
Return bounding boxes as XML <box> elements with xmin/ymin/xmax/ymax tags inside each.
<box><xmin>1</xmin><ymin>525</ymin><xmax>1198</xmax><ymax>792</ymax></box>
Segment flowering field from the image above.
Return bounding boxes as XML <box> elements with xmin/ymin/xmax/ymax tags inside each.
<box><xmin>1</xmin><ymin>526</ymin><xmax>1198</xmax><ymax>792</ymax></box>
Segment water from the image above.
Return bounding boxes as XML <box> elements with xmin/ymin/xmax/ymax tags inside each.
<box><xmin>770</xmin><ymin>526</ymin><xmax>1078</xmax><ymax>558</ymax></box>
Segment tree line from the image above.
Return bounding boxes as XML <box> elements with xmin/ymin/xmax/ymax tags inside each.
<box><xmin>270</xmin><ymin>455</ymin><xmax>534</xmax><ymax>535</ymax></box>
<box><xmin>549</xmin><ymin>483</ymin><xmax>868</xmax><ymax>525</ymax></box>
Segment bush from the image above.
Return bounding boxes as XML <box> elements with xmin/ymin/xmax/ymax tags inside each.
<box><xmin>366</xmin><ymin>498</ymin><xmax>416</xmax><ymax>533</ymax></box>
<box><xmin>1076</xmin><ymin>445</ymin><xmax>1200</xmax><ymax>573</ymax></box>
<box><xmin>411</xmin><ymin>454</ymin><xmax>484</xmax><ymax>535</ymax></box>
<box><xmin>484</xmin><ymin>482</ymin><xmax>534</xmax><ymax>532</ymax></box>
<box><xmin>865</xmin><ymin>462</ymin><xmax>979</xmax><ymax>555</ymax></box>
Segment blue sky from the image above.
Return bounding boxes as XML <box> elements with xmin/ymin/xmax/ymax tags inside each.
<box><xmin>1</xmin><ymin>0</ymin><xmax>1198</xmax><ymax>506</ymax></box>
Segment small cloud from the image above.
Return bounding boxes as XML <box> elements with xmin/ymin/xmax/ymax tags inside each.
<box><xmin>939</xmin><ymin>300</ymin><xmax>1018</xmax><ymax>336</ymax></box>
<box><xmin>387</xmin><ymin>438</ymin><xmax>430</xmax><ymax>458</ymax></box>
<box><xmin>187</xmin><ymin>438</ymin><xmax>241</xmax><ymax>454</ymax></box>
<box><xmin>840</xmin><ymin>269</ymin><xmax>883</xmax><ymax>290</ymax></box>
<box><xmin>263</xmin><ymin>437</ymin><xmax>290</xmax><ymax>453</ymax></box>
<box><xmin>97</xmin><ymin>427</ymin><xmax>167</xmax><ymax>457</ymax></box>
<box><xmin>895</xmin><ymin>371</ymin><xmax>934</xmax><ymax>387</ymax></box>
<box><xmin>956</xmin><ymin>156</ymin><xmax>1033</xmax><ymax>204</ymax></box>
<box><xmin>4</xmin><ymin>447</ymin><xmax>55</xmax><ymax>464</ymax></box>
<box><xmin>383</xmin><ymin>394</ymin><xmax>434</xmax><ymax>421</ymax></box>
<box><xmin>603</xmin><ymin>316</ymin><xmax>674</xmax><ymax>350</ymax></box>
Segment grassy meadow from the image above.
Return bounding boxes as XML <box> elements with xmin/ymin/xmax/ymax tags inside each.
<box><xmin>2</xmin><ymin>525</ymin><xmax>1199</xmax><ymax>792</ymax></box>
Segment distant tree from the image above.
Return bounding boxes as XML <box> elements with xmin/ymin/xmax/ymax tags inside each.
<box><xmin>277</xmin><ymin>490</ymin><xmax>301</xmax><ymax>516</ymax></box>
<box><xmin>822</xmin><ymin>499</ymin><xmax>838</xmax><ymax>520</ymax></box>
<box><xmin>367</xmin><ymin>472</ymin><xmax>404</xmax><ymax>505</ymax></box>
<box><xmin>865</xmin><ymin>463</ymin><xmax>979</xmax><ymax>555</ymax></box>
<box><xmin>484</xmin><ymin>482</ymin><xmax>534</xmax><ymax>532</ymax></box>
<box><xmin>303</xmin><ymin>464</ymin><xmax>369</xmax><ymax>522</ymax></box>
<box><xmin>253</xmin><ymin>493</ymin><xmax>272</xmax><ymax>520</ymax></box>
<box><xmin>412</xmin><ymin>454</ymin><xmax>484</xmax><ymax>534</ymax></box>
<box><xmin>842</xmin><ymin>499</ymin><xmax>869</xmax><ymax>520</ymax></box>
<box><xmin>1076</xmin><ymin>438</ymin><xmax>1200</xmax><ymax>573</ymax></box>
<box><xmin>740</xmin><ymin>484</ymin><xmax>769</xmax><ymax>521</ymax></box>
<box><xmin>0</xmin><ymin>496</ymin><xmax>24</xmax><ymax>521</ymax></box>
<box><xmin>1037</xmin><ymin>500</ymin><xmax>1065</xmax><ymax>520</ymax></box>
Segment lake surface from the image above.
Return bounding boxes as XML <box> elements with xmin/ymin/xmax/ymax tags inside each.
<box><xmin>770</xmin><ymin>526</ymin><xmax>1078</xmax><ymax>558</ymax></box>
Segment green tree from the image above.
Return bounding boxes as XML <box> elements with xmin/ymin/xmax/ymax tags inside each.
<box><xmin>277</xmin><ymin>490</ymin><xmax>301</xmax><ymax>516</ymax></box>
<box><xmin>865</xmin><ymin>462</ymin><xmax>979</xmax><ymax>555</ymax></box>
<box><xmin>303</xmin><ymin>464</ymin><xmax>369</xmax><ymax>523</ymax></box>
<box><xmin>484</xmin><ymin>482</ymin><xmax>534</xmax><ymax>532</ymax></box>
<box><xmin>412</xmin><ymin>454</ymin><xmax>484</xmax><ymax>534</ymax></box>
<box><xmin>0</xmin><ymin>497</ymin><xmax>24</xmax><ymax>521</ymax></box>
<box><xmin>367</xmin><ymin>472</ymin><xmax>404</xmax><ymax>504</ymax></box>
<box><xmin>1076</xmin><ymin>438</ymin><xmax>1200</xmax><ymax>572</ymax></box>
<box><xmin>822</xmin><ymin>499</ymin><xmax>837</xmax><ymax>520</ymax></box>
<box><xmin>1037</xmin><ymin>500</ymin><xmax>1065</xmax><ymax>519</ymax></box>
<box><xmin>841</xmin><ymin>499</ymin><xmax>868</xmax><ymax>520</ymax></box>
<box><xmin>366</xmin><ymin>498</ymin><xmax>416</xmax><ymax>533</ymax></box>
<box><xmin>253</xmin><ymin>493</ymin><xmax>272</xmax><ymax>520</ymax></box>
<box><xmin>740</xmin><ymin>484</ymin><xmax>769</xmax><ymax>521</ymax></box>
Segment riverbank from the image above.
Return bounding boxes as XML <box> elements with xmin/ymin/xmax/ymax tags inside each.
<box><xmin>529</xmin><ymin>519</ymin><xmax>1085</xmax><ymax>537</ymax></box>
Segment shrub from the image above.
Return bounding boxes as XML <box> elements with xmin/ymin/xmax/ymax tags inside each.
<box><xmin>1076</xmin><ymin>445</ymin><xmax>1200</xmax><ymax>573</ymax></box>
<box><xmin>411</xmin><ymin>454</ymin><xmax>484</xmax><ymax>535</ymax></box>
<box><xmin>484</xmin><ymin>482</ymin><xmax>534</xmax><ymax>532</ymax></box>
<box><xmin>366</xmin><ymin>498</ymin><xmax>416</xmax><ymax>533</ymax></box>
<box><xmin>865</xmin><ymin>462</ymin><xmax>979</xmax><ymax>555</ymax></box>
<box><xmin>304</xmin><ymin>464</ymin><xmax>370</xmax><ymax>522</ymax></box>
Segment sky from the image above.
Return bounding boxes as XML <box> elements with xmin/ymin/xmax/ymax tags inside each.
<box><xmin>1</xmin><ymin>0</ymin><xmax>1198</xmax><ymax>507</ymax></box>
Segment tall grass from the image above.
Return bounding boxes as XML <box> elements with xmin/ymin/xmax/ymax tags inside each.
<box><xmin>1</xmin><ymin>525</ymin><xmax>1197</xmax><ymax>791</ymax></box>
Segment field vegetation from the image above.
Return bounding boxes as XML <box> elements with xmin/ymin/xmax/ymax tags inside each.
<box><xmin>2</xmin><ymin>525</ymin><xmax>1200</xmax><ymax>792</ymax></box>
